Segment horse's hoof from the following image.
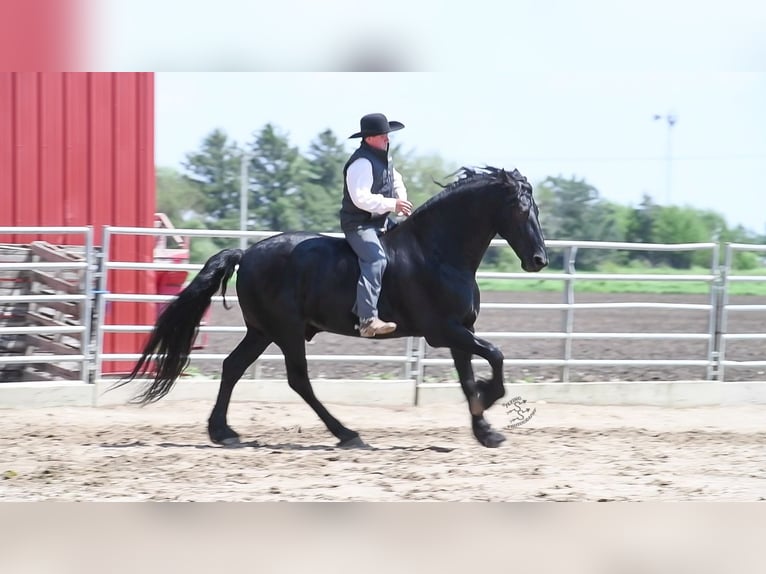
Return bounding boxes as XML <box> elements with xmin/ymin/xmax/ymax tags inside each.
<box><xmin>209</xmin><ymin>429</ymin><xmax>241</xmax><ymax>446</ymax></box>
<box><xmin>478</xmin><ymin>431</ymin><xmax>506</xmax><ymax>448</ymax></box>
<box><xmin>220</xmin><ymin>436</ymin><xmax>242</xmax><ymax>447</ymax></box>
<box><xmin>337</xmin><ymin>436</ymin><xmax>370</xmax><ymax>449</ymax></box>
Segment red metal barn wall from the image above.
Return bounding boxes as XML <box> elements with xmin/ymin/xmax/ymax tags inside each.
<box><xmin>0</xmin><ymin>72</ymin><xmax>156</xmax><ymax>373</ymax></box>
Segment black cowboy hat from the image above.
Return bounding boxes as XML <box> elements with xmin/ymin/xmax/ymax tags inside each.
<box><xmin>349</xmin><ymin>113</ymin><xmax>405</xmax><ymax>139</ymax></box>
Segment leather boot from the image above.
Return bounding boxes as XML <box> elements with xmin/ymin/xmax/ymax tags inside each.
<box><xmin>359</xmin><ymin>317</ymin><xmax>397</xmax><ymax>337</ymax></box>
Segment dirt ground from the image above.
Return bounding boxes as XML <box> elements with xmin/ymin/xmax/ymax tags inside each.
<box><xmin>197</xmin><ymin>291</ymin><xmax>766</xmax><ymax>383</ymax></box>
<box><xmin>1</xmin><ymin>399</ymin><xmax>765</xmax><ymax>501</ymax></box>
<box><xmin>1</xmin><ymin>291</ymin><xmax>764</xmax><ymax>502</ymax></box>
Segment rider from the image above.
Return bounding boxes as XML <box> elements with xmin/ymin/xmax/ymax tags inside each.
<box><xmin>340</xmin><ymin>113</ymin><xmax>414</xmax><ymax>338</ymax></box>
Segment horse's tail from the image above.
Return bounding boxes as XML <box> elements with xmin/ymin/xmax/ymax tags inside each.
<box><xmin>112</xmin><ymin>248</ymin><xmax>243</xmax><ymax>405</ymax></box>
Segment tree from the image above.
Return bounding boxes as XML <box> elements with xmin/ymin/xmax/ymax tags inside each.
<box><xmin>300</xmin><ymin>129</ymin><xmax>348</xmax><ymax>232</ymax></box>
<box><xmin>689</xmin><ymin>209</ymin><xmax>759</xmax><ymax>269</ymax></box>
<box><xmin>722</xmin><ymin>222</ymin><xmax>762</xmax><ymax>269</ymax></box>
<box><xmin>595</xmin><ymin>201</ymin><xmax>633</xmax><ymax>266</ymax></box>
<box><xmin>651</xmin><ymin>206</ymin><xmax>709</xmax><ymax>268</ymax></box>
<box><xmin>182</xmin><ymin>129</ymin><xmax>242</xmax><ymax>228</ymax></box>
<box><xmin>535</xmin><ymin>175</ymin><xmax>625</xmax><ymax>269</ymax></box>
<box><xmin>155</xmin><ymin>166</ymin><xmax>205</xmax><ymax>226</ymax></box>
<box><xmin>246</xmin><ymin>124</ymin><xmax>306</xmax><ymax>232</ymax></box>
<box><xmin>173</xmin><ymin>123</ymin><xmax>761</xmax><ymax>273</ymax></box>
<box><xmin>394</xmin><ymin>150</ymin><xmax>459</xmax><ymax>210</ymax></box>
<box><xmin>625</xmin><ymin>194</ymin><xmax>658</xmax><ymax>244</ymax></box>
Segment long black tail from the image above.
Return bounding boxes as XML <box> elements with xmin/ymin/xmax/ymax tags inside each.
<box><xmin>112</xmin><ymin>248</ymin><xmax>243</xmax><ymax>404</ymax></box>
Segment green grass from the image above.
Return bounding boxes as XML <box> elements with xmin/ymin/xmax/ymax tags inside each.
<box><xmin>477</xmin><ymin>266</ymin><xmax>766</xmax><ymax>296</ymax></box>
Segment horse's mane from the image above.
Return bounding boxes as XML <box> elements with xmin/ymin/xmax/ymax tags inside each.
<box><xmin>412</xmin><ymin>166</ymin><xmax>530</xmax><ymax>216</ymax></box>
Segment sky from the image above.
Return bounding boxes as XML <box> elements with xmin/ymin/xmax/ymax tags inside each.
<box><xmin>99</xmin><ymin>0</ymin><xmax>766</xmax><ymax>234</ymax></box>
<box><xmin>155</xmin><ymin>72</ymin><xmax>765</xmax><ymax>233</ymax></box>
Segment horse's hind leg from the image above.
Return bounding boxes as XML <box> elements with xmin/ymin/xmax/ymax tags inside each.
<box><xmin>450</xmin><ymin>348</ymin><xmax>506</xmax><ymax>448</ymax></box>
<box><xmin>208</xmin><ymin>327</ymin><xmax>271</xmax><ymax>445</ymax></box>
<box><xmin>279</xmin><ymin>335</ymin><xmax>366</xmax><ymax>448</ymax></box>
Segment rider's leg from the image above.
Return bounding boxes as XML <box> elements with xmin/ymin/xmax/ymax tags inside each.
<box><xmin>343</xmin><ymin>226</ymin><xmax>396</xmax><ymax>337</ymax></box>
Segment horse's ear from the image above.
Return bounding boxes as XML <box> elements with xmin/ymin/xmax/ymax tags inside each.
<box><xmin>500</xmin><ymin>169</ymin><xmax>513</xmax><ymax>184</ymax></box>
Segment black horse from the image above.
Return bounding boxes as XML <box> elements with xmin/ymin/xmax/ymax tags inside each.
<box><xmin>116</xmin><ymin>166</ymin><xmax>548</xmax><ymax>448</ymax></box>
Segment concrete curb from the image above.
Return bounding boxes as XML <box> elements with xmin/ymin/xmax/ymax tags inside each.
<box><xmin>2</xmin><ymin>379</ymin><xmax>766</xmax><ymax>409</ymax></box>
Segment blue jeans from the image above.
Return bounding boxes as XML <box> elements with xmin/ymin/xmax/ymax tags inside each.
<box><xmin>344</xmin><ymin>226</ymin><xmax>387</xmax><ymax>320</ymax></box>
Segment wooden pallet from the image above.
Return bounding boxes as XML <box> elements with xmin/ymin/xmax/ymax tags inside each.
<box><xmin>0</xmin><ymin>241</ymin><xmax>86</xmax><ymax>381</ymax></box>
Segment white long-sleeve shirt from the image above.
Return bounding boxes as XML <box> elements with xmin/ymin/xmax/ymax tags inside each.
<box><xmin>345</xmin><ymin>158</ymin><xmax>407</xmax><ymax>215</ymax></box>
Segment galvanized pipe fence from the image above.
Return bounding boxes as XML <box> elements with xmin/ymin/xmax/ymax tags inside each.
<box><xmin>717</xmin><ymin>243</ymin><xmax>766</xmax><ymax>381</ymax></box>
<box><xmin>1</xmin><ymin>227</ymin><xmax>765</xmax><ymax>395</ymax></box>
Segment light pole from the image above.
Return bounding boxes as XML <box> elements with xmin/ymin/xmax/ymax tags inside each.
<box><xmin>239</xmin><ymin>151</ymin><xmax>252</xmax><ymax>251</ymax></box>
<box><xmin>653</xmin><ymin>112</ymin><xmax>678</xmax><ymax>205</ymax></box>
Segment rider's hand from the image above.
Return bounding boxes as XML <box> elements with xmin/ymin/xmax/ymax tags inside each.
<box><xmin>395</xmin><ymin>199</ymin><xmax>413</xmax><ymax>216</ymax></box>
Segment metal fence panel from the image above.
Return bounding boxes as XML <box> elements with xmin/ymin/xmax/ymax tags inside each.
<box><xmin>4</xmin><ymin>227</ymin><xmax>764</xmax><ymax>403</ymax></box>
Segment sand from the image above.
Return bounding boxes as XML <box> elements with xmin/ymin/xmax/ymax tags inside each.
<box><xmin>2</xmin><ymin>398</ymin><xmax>764</xmax><ymax>501</ymax></box>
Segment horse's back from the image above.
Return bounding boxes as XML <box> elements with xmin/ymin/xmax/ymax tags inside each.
<box><xmin>240</xmin><ymin>231</ymin><xmax>357</xmax><ymax>287</ymax></box>
<box><xmin>236</xmin><ymin>232</ymin><xmax>360</xmax><ymax>333</ymax></box>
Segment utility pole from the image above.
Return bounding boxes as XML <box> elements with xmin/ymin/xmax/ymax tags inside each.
<box><xmin>653</xmin><ymin>112</ymin><xmax>678</xmax><ymax>205</ymax></box>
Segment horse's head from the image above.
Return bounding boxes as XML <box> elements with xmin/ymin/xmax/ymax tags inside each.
<box><xmin>494</xmin><ymin>168</ymin><xmax>548</xmax><ymax>272</ymax></box>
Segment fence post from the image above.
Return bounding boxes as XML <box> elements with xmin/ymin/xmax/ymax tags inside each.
<box><xmin>560</xmin><ymin>246</ymin><xmax>577</xmax><ymax>383</ymax></box>
<box><xmin>707</xmin><ymin>242</ymin><xmax>723</xmax><ymax>381</ymax></box>
<box><xmin>714</xmin><ymin>244</ymin><xmax>734</xmax><ymax>382</ymax></box>
<box><xmin>92</xmin><ymin>227</ymin><xmax>112</xmax><ymax>404</ymax></box>
<box><xmin>413</xmin><ymin>336</ymin><xmax>426</xmax><ymax>406</ymax></box>
<box><xmin>81</xmin><ymin>227</ymin><xmax>95</xmax><ymax>386</ymax></box>
<box><xmin>403</xmin><ymin>336</ymin><xmax>414</xmax><ymax>380</ymax></box>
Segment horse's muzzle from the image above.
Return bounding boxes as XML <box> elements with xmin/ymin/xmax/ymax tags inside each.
<box><xmin>524</xmin><ymin>254</ymin><xmax>548</xmax><ymax>272</ymax></box>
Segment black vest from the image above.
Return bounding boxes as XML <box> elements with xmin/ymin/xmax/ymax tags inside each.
<box><xmin>339</xmin><ymin>142</ymin><xmax>395</xmax><ymax>232</ymax></box>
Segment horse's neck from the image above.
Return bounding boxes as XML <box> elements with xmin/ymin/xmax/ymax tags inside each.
<box><xmin>410</xmin><ymin>192</ymin><xmax>499</xmax><ymax>272</ymax></box>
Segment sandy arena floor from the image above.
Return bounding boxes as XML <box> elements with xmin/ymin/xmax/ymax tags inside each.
<box><xmin>1</xmin><ymin>399</ymin><xmax>764</xmax><ymax>501</ymax></box>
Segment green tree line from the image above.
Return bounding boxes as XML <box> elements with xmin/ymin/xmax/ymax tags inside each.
<box><xmin>158</xmin><ymin>125</ymin><xmax>765</xmax><ymax>270</ymax></box>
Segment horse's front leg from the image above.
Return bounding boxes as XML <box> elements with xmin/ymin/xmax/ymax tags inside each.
<box><xmin>436</xmin><ymin>327</ymin><xmax>507</xmax><ymax>409</ymax></box>
<box><xmin>450</xmin><ymin>347</ymin><xmax>506</xmax><ymax>448</ymax></box>
<box><xmin>428</xmin><ymin>322</ymin><xmax>507</xmax><ymax>448</ymax></box>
